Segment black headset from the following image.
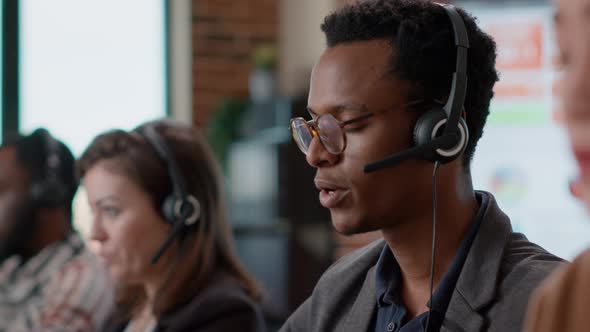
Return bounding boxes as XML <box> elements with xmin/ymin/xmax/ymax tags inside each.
<box><xmin>364</xmin><ymin>3</ymin><xmax>470</xmax><ymax>173</ymax></box>
<box><xmin>29</xmin><ymin>129</ymin><xmax>69</xmax><ymax>208</ymax></box>
<box><xmin>138</xmin><ymin>125</ymin><xmax>201</xmax><ymax>264</ymax></box>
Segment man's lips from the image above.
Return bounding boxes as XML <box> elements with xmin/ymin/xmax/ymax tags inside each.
<box><xmin>318</xmin><ymin>188</ymin><xmax>351</xmax><ymax>208</ymax></box>
<box><xmin>314</xmin><ymin>179</ymin><xmax>351</xmax><ymax>208</ymax></box>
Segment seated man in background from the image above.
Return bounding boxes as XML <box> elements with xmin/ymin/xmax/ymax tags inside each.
<box><xmin>0</xmin><ymin>128</ymin><xmax>113</xmax><ymax>331</ymax></box>
<box><xmin>280</xmin><ymin>0</ymin><xmax>564</xmax><ymax>331</ymax></box>
<box><xmin>524</xmin><ymin>0</ymin><xmax>590</xmax><ymax>331</ymax></box>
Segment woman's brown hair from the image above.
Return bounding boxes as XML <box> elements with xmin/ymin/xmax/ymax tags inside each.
<box><xmin>77</xmin><ymin>119</ymin><xmax>262</xmax><ymax>318</ymax></box>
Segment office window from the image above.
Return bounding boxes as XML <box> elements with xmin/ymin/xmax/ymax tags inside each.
<box><xmin>17</xmin><ymin>0</ymin><xmax>169</xmax><ymax>238</ymax></box>
<box><xmin>19</xmin><ymin>0</ymin><xmax>167</xmax><ymax>155</ymax></box>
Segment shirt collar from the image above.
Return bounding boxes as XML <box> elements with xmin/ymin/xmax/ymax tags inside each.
<box><xmin>374</xmin><ymin>191</ymin><xmax>490</xmax><ymax>313</ymax></box>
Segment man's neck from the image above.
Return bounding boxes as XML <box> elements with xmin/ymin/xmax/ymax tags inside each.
<box><xmin>380</xmin><ymin>182</ymin><xmax>479</xmax><ymax>318</ymax></box>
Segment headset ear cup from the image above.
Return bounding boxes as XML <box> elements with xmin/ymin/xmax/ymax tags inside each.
<box><xmin>162</xmin><ymin>195</ymin><xmax>179</xmax><ymax>224</ymax></box>
<box><xmin>413</xmin><ymin>109</ymin><xmax>447</xmax><ymax>162</ymax></box>
<box><xmin>457</xmin><ymin>116</ymin><xmax>469</xmax><ymax>155</ymax></box>
<box><xmin>161</xmin><ymin>194</ymin><xmax>200</xmax><ymax>226</ymax></box>
<box><xmin>413</xmin><ymin>109</ymin><xmax>469</xmax><ymax>163</ymax></box>
<box><xmin>30</xmin><ymin>178</ymin><xmax>68</xmax><ymax>208</ymax></box>
<box><xmin>436</xmin><ymin>116</ymin><xmax>468</xmax><ymax>163</ymax></box>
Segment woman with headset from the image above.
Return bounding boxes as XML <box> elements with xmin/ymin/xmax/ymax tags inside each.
<box><xmin>78</xmin><ymin>119</ymin><xmax>266</xmax><ymax>332</ymax></box>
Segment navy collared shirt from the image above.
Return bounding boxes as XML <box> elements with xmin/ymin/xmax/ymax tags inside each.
<box><xmin>372</xmin><ymin>192</ymin><xmax>489</xmax><ymax>332</ymax></box>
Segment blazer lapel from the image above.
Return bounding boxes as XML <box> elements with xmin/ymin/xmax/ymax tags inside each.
<box><xmin>442</xmin><ymin>193</ymin><xmax>513</xmax><ymax>332</ymax></box>
<box><xmin>338</xmin><ymin>266</ymin><xmax>378</xmax><ymax>332</ymax></box>
<box><xmin>441</xmin><ymin>291</ymin><xmax>484</xmax><ymax>332</ymax></box>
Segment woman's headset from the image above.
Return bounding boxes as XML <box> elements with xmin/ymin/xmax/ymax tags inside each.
<box><xmin>137</xmin><ymin>125</ymin><xmax>202</xmax><ymax>264</ymax></box>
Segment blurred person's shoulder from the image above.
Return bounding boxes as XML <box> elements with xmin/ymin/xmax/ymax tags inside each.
<box><xmin>60</xmin><ymin>232</ymin><xmax>110</xmax><ymax>275</ymax></box>
<box><xmin>524</xmin><ymin>247</ymin><xmax>590</xmax><ymax>332</ymax></box>
<box><xmin>33</xmin><ymin>232</ymin><xmax>114</xmax><ymax>332</ymax></box>
<box><xmin>51</xmin><ymin>231</ymin><xmax>114</xmax><ymax>297</ymax></box>
<box><xmin>537</xmin><ymin>246</ymin><xmax>590</xmax><ymax>292</ymax></box>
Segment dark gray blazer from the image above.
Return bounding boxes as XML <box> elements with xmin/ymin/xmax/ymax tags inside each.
<box><xmin>280</xmin><ymin>193</ymin><xmax>565</xmax><ymax>332</ymax></box>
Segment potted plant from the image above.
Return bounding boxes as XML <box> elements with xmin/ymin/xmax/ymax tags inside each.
<box><xmin>249</xmin><ymin>43</ymin><xmax>278</xmax><ymax>104</ymax></box>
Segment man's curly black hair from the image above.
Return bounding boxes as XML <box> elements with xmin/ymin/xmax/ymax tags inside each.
<box><xmin>2</xmin><ymin>129</ymin><xmax>78</xmax><ymax>222</ymax></box>
<box><xmin>321</xmin><ymin>0</ymin><xmax>499</xmax><ymax>167</ymax></box>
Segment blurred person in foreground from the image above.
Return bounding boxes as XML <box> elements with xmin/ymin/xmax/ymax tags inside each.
<box><xmin>279</xmin><ymin>0</ymin><xmax>564</xmax><ymax>331</ymax></box>
<box><xmin>523</xmin><ymin>0</ymin><xmax>590</xmax><ymax>331</ymax></box>
<box><xmin>0</xmin><ymin>128</ymin><xmax>113</xmax><ymax>331</ymax></box>
<box><xmin>78</xmin><ymin>119</ymin><xmax>266</xmax><ymax>332</ymax></box>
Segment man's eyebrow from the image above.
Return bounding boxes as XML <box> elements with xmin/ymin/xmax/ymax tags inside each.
<box><xmin>306</xmin><ymin>104</ymin><xmax>370</xmax><ymax>116</ymax></box>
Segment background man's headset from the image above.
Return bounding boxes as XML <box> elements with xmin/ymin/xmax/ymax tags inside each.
<box><xmin>362</xmin><ymin>4</ymin><xmax>470</xmax><ymax>331</ymax></box>
<box><xmin>29</xmin><ymin>129</ymin><xmax>69</xmax><ymax>208</ymax></box>
<box><xmin>138</xmin><ymin>125</ymin><xmax>202</xmax><ymax>264</ymax></box>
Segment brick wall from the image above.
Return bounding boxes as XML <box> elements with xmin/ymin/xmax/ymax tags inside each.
<box><xmin>192</xmin><ymin>0</ymin><xmax>379</xmax><ymax>262</ymax></box>
<box><xmin>192</xmin><ymin>0</ymin><xmax>278</xmax><ymax>127</ymax></box>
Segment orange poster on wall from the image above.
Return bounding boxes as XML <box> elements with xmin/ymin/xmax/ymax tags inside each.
<box><xmin>487</xmin><ymin>22</ymin><xmax>543</xmax><ymax>71</ymax></box>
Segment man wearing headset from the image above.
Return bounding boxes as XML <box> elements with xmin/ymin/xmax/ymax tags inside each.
<box><xmin>0</xmin><ymin>129</ymin><xmax>113</xmax><ymax>331</ymax></box>
<box><xmin>280</xmin><ymin>1</ymin><xmax>563</xmax><ymax>331</ymax></box>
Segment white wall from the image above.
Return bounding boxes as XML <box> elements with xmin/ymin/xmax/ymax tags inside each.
<box><xmin>19</xmin><ymin>0</ymin><xmax>167</xmax><ymax>156</ymax></box>
<box><xmin>168</xmin><ymin>0</ymin><xmax>193</xmax><ymax>124</ymax></box>
<box><xmin>278</xmin><ymin>0</ymin><xmax>338</xmax><ymax>97</ymax></box>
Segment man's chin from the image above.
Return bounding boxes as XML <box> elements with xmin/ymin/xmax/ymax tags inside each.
<box><xmin>331</xmin><ymin>217</ymin><xmax>377</xmax><ymax>236</ymax></box>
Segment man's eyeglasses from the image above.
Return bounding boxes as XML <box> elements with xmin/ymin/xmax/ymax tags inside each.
<box><xmin>289</xmin><ymin>100</ymin><xmax>424</xmax><ymax>155</ymax></box>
